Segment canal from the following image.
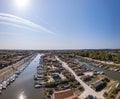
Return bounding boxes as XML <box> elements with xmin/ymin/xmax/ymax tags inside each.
<box><xmin>0</xmin><ymin>54</ymin><xmax>44</xmax><ymax>99</ymax></box>
<box><xmin>78</xmin><ymin>60</ymin><xmax>120</xmax><ymax>82</ymax></box>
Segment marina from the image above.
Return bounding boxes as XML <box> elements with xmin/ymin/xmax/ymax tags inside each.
<box><xmin>0</xmin><ymin>54</ymin><xmax>44</xmax><ymax>99</ymax></box>
<box><xmin>78</xmin><ymin>61</ymin><xmax>120</xmax><ymax>82</ymax></box>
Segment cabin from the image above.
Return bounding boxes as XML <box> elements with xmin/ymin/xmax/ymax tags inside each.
<box><xmin>91</xmin><ymin>80</ymin><xmax>106</xmax><ymax>91</ymax></box>
<box><xmin>81</xmin><ymin>75</ymin><xmax>91</xmax><ymax>82</ymax></box>
<box><xmin>53</xmin><ymin>74</ymin><xmax>61</xmax><ymax>82</ymax></box>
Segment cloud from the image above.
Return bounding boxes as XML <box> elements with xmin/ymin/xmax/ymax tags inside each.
<box><xmin>0</xmin><ymin>13</ymin><xmax>55</xmax><ymax>35</ymax></box>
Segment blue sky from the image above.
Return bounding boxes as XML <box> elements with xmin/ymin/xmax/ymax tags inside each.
<box><xmin>0</xmin><ymin>0</ymin><xmax>120</xmax><ymax>49</ymax></box>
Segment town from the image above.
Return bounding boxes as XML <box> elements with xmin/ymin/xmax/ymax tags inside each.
<box><xmin>0</xmin><ymin>0</ymin><xmax>120</xmax><ymax>99</ymax></box>
<box><xmin>0</xmin><ymin>50</ymin><xmax>120</xmax><ymax>99</ymax></box>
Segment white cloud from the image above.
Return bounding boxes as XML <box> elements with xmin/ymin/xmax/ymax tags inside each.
<box><xmin>0</xmin><ymin>13</ymin><xmax>55</xmax><ymax>35</ymax></box>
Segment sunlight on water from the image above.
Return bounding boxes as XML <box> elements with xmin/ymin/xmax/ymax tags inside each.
<box><xmin>18</xmin><ymin>91</ymin><xmax>27</xmax><ymax>99</ymax></box>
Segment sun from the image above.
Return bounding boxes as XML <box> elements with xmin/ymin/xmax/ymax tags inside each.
<box><xmin>14</xmin><ymin>0</ymin><xmax>29</xmax><ymax>9</ymax></box>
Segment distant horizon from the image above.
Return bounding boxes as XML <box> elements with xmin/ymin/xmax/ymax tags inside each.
<box><xmin>0</xmin><ymin>48</ymin><xmax>120</xmax><ymax>51</ymax></box>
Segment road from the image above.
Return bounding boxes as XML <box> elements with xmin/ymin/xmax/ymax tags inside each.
<box><xmin>56</xmin><ymin>56</ymin><xmax>105</xmax><ymax>99</ymax></box>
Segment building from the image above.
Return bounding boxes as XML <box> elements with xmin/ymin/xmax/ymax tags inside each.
<box><xmin>115</xmin><ymin>92</ymin><xmax>120</xmax><ymax>99</ymax></box>
<box><xmin>91</xmin><ymin>80</ymin><xmax>106</xmax><ymax>91</ymax></box>
<box><xmin>52</xmin><ymin>89</ymin><xmax>78</xmax><ymax>99</ymax></box>
<box><xmin>81</xmin><ymin>75</ymin><xmax>91</xmax><ymax>82</ymax></box>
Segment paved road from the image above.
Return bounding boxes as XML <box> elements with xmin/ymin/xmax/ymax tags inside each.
<box><xmin>56</xmin><ymin>56</ymin><xmax>105</xmax><ymax>99</ymax></box>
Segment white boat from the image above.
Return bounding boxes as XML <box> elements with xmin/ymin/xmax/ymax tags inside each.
<box><xmin>37</xmin><ymin>74</ymin><xmax>43</xmax><ymax>78</ymax></box>
<box><xmin>34</xmin><ymin>84</ymin><xmax>42</xmax><ymax>88</ymax></box>
<box><xmin>15</xmin><ymin>70</ymin><xmax>20</xmax><ymax>75</ymax></box>
<box><xmin>6</xmin><ymin>79</ymin><xmax>10</xmax><ymax>85</ymax></box>
<box><xmin>34</xmin><ymin>76</ymin><xmax>43</xmax><ymax>80</ymax></box>
<box><xmin>2</xmin><ymin>81</ymin><xmax>7</xmax><ymax>89</ymax></box>
<box><xmin>34</xmin><ymin>81</ymin><xmax>43</xmax><ymax>88</ymax></box>
<box><xmin>0</xmin><ymin>90</ymin><xmax>1</xmax><ymax>94</ymax></box>
<box><xmin>0</xmin><ymin>84</ymin><xmax>3</xmax><ymax>90</ymax></box>
<box><xmin>100</xmin><ymin>71</ymin><xmax>105</xmax><ymax>75</ymax></box>
<box><xmin>9</xmin><ymin>74</ymin><xmax>16</xmax><ymax>83</ymax></box>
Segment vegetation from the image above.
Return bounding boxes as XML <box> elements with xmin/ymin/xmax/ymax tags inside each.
<box><xmin>45</xmin><ymin>82</ymin><xmax>57</xmax><ymax>88</ymax></box>
<box><xmin>102</xmin><ymin>78</ymin><xmax>110</xmax><ymax>84</ymax></box>
<box><xmin>76</xmin><ymin>51</ymin><xmax>120</xmax><ymax>63</ymax></box>
<box><xmin>0</xmin><ymin>50</ymin><xmax>32</xmax><ymax>69</ymax></box>
<box><xmin>43</xmin><ymin>76</ymin><xmax>49</xmax><ymax>82</ymax></box>
<box><xmin>78</xmin><ymin>86</ymin><xmax>84</xmax><ymax>91</ymax></box>
<box><xmin>104</xmin><ymin>84</ymin><xmax>120</xmax><ymax>99</ymax></box>
<box><xmin>69</xmin><ymin>82</ymin><xmax>76</xmax><ymax>88</ymax></box>
<box><xmin>47</xmin><ymin>88</ymin><xmax>54</xmax><ymax>95</ymax></box>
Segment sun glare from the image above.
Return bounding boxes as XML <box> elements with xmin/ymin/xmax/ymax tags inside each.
<box><xmin>14</xmin><ymin>0</ymin><xmax>29</xmax><ymax>9</ymax></box>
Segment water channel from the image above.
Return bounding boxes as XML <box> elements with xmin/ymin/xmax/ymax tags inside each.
<box><xmin>78</xmin><ymin>60</ymin><xmax>120</xmax><ymax>82</ymax></box>
<box><xmin>0</xmin><ymin>54</ymin><xmax>44</xmax><ymax>99</ymax></box>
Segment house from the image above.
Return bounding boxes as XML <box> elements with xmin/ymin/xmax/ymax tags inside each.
<box><xmin>115</xmin><ymin>92</ymin><xmax>120</xmax><ymax>99</ymax></box>
<box><xmin>81</xmin><ymin>75</ymin><xmax>91</xmax><ymax>82</ymax></box>
<box><xmin>52</xmin><ymin>89</ymin><xmax>78</xmax><ymax>99</ymax></box>
<box><xmin>53</xmin><ymin>74</ymin><xmax>61</xmax><ymax>82</ymax></box>
<box><xmin>91</xmin><ymin>80</ymin><xmax>106</xmax><ymax>91</ymax></box>
<box><xmin>74</xmin><ymin>69</ymin><xmax>84</xmax><ymax>76</ymax></box>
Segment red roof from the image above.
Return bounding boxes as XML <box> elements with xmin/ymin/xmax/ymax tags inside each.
<box><xmin>53</xmin><ymin>89</ymin><xmax>77</xmax><ymax>99</ymax></box>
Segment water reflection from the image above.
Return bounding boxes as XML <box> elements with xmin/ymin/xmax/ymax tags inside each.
<box><xmin>18</xmin><ymin>91</ymin><xmax>27</xmax><ymax>99</ymax></box>
<box><xmin>0</xmin><ymin>54</ymin><xmax>44</xmax><ymax>99</ymax></box>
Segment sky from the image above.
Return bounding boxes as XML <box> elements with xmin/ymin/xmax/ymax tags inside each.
<box><xmin>0</xmin><ymin>0</ymin><xmax>120</xmax><ymax>49</ymax></box>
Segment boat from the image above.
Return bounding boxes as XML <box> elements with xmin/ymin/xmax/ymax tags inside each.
<box><xmin>37</xmin><ymin>74</ymin><xmax>43</xmax><ymax>78</ymax></box>
<box><xmin>34</xmin><ymin>81</ymin><xmax>43</xmax><ymax>88</ymax></box>
<box><xmin>0</xmin><ymin>84</ymin><xmax>3</xmax><ymax>90</ymax></box>
<box><xmin>9</xmin><ymin>74</ymin><xmax>16</xmax><ymax>83</ymax></box>
<box><xmin>34</xmin><ymin>74</ymin><xmax>43</xmax><ymax>80</ymax></box>
<box><xmin>15</xmin><ymin>70</ymin><xmax>20</xmax><ymax>75</ymax></box>
<box><xmin>100</xmin><ymin>71</ymin><xmax>105</xmax><ymax>75</ymax></box>
<box><xmin>34</xmin><ymin>76</ymin><xmax>43</xmax><ymax>80</ymax></box>
<box><xmin>6</xmin><ymin>79</ymin><xmax>10</xmax><ymax>85</ymax></box>
<box><xmin>2</xmin><ymin>81</ymin><xmax>7</xmax><ymax>89</ymax></box>
<box><xmin>34</xmin><ymin>84</ymin><xmax>42</xmax><ymax>88</ymax></box>
<box><xmin>0</xmin><ymin>90</ymin><xmax>1</xmax><ymax>94</ymax></box>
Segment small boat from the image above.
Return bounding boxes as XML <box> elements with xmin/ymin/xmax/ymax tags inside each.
<box><xmin>9</xmin><ymin>74</ymin><xmax>16</xmax><ymax>83</ymax></box>
<box><xmin>0</xmin><ymin>84</ymin><xmax>3</xmax><ymax>90</ymax></box>
<box><xmin>34</xmin><ymin>81</ymin><xmax>43</xmax><ymax>88</ymax></box>
<box><xmin>6</xmin><ymin>79</ymin><xmax>10</xmax><ymax>86</ymax></box>
<box><xmin>114</xmin><ymin>69</ymin><xmax>119</xmax><ymax>72</ymax></box>
<box><xmin>34</xmin><ymin>84</ymin><xmax>42</xmax><ymax>88</ymax></box>
<box><xmin>97</xmin><ymin>71</ymin><xmax>101</xmax><ymax>74</ymax></box>
<box><xmin>37</xmin><ymin>74</ymin><xmax>43</xmax><ymax>78</ymax></box>
<box><xmin>0</xmin><ymin>90</ymin><xmax>1</xmax><ymax>94</ymax></box>
<box><xmin>15</xmin><ymin>71</ymin><xmax>20</xmax><ymax>75</ymax></box>
<box><xmin>2</xmin><ymin>81</ymin><xmax>7</xmax><ymax>89</ymax></box>
<box><xmin>100</xmin><ymin>71</ymin><xmax>105</xmax><ymax>75</ymax></box>
<box><xmin>34</xmin><ymin>77</ymin><xmax>43</xmax><ymax>80</ymax></box>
